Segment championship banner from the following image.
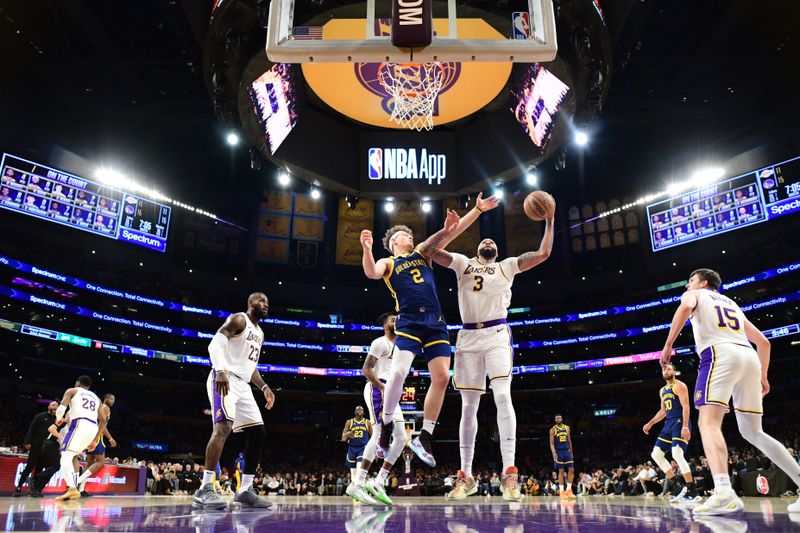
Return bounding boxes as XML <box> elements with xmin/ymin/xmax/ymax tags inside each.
<box><xmin>257</xmin><ymin>213</ymin><xmax>292</xmax><ymax>239</ymax></box>
<box><xmin>262</xmin><ymin>191</ymin><xmax>293</xmax><ymax>214</ymax></box>
<box><xmin>443</xmin><ymin>198</ymin><xmax>481</xmax><ymax>257</ymax></box>
<box><xmin>1</xmin><ymin>454</ymin><xmax>145</xmax><ymax>495</ymax></box>
<box><xmin>505</xmin><ymin>191</ymin><xmax>542</xmax><ymax>258</ymax></box>
<box><xmin>389</xmin><ymin>201</ymin><xmax>426</xmax><ymax>240</ymax></box>
<box><xmin>294</xmin><ymin>193</ymin><xmax>325</xmax><ymax>218</ymax></box>
<box><xmin>336</xmin><ymin>198</ymin><xmax>374</xmax><ymax>265</ymax></box>
<box><xmin>292</xmin><ymin>217</ymin><xmax>325</xmax><ymax>241</ymax></box>
<box><xmin>256</xmin><ymin>237</ymin><xmax>290</xmax><ymax>263</ymax></box>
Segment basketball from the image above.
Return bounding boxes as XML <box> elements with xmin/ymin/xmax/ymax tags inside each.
<box><xmin>523</xmin><ymin>191</ymin><xmax>555</xmax><ymax>221</ymax></box>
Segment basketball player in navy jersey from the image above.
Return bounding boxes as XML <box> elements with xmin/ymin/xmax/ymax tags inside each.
<box><xmin>342</xmin><ymin>407</ymin><xmax>371</xmax><ymax>486</ymax></box>
<box><xmin>642</xmin><ymin>364</ymin><xmax>701</xmax><ymax>503</ymax></box>
<box><xmin>193</xmin><ymin>293</ymin><xmax>274</xmax><ymax>510</ymax></box>
<box><xmin>360</xmin><ymin>193</ymin><xmax>499</xmax><ymax>467</ymax></box>
<box><xmin>549</xmin><ymin>415</ymin><xmax>575</xmax><ymax>499</ymax></box>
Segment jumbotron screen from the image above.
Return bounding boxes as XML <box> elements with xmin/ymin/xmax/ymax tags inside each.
<box><xmin>248</xmin><ymin>63</ymin><xmax>300</xmax><ymax>155</ymax></box>
<box><xmin>0</xmin><ymin>154</ymin><xmax>171</xmax><ymax>252</ymax></box>
<box><xmin>646</xmin><ymin>155</ymin><xmax>800</xmax><ymax>252</ymax></box>
<box><xmin>510</xmin><ymin>63</ymin><xmax>570</xmax><ymax>151</ymax></box>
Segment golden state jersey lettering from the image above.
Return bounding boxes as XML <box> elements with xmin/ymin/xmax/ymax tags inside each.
<box><xmin>349</xmin><ymin>419</ymin><xmax>370</xmax><ymax>447</ymax></box>
<box><xmin>553</xmin><ymin>425</ymin><xmax>570</xmax><ymax>450</ymax></box>
<box><xmin>384</xmin><ymin>250</ymin><xmax>442</xmax><ymax>313</ymax></box>
<box><xmin>661</xmin><ymin>385</ymin><xmax>682</xmax><ymax>419</ymax></box>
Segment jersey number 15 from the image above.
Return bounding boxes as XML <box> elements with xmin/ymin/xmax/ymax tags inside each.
<box><xmin>714</xmin><ymin>305</ymin><xmax>741</xmax><ymax>331</ymax></box>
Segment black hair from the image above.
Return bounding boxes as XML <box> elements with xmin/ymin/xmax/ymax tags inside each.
<box><xmin>378</xmin><ymin>312</ymin><xmax>395</xmax><ymax>326</ymax></box>
<box><xmin>77</xmin><ymin>375</ymin><xmax>93</xmax><ymax>387</ymax></box>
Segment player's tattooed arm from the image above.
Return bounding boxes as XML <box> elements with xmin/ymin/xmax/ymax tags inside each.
<box><xmin>341</xmin><ymin>419</ymin><xmax>353</xmax><ymax>442</ymax></box>
<box><xmin>362</xmin><ymin>355</ymin><xmax>384</xmax><ymax>391</ymax></box>
<box><xmin>516</xmin><ymin>216</ymin><xmax>554</xmax><ymax>272</ymax></box>
<box><xmin>642</xmin><ymin>394</ymin><xmax>667</xmax><ymax>434</ymax></box>
<box><xmin>430</xmin><ymin>249</ymin><xmax>454</xmax><ymax>268</ymax></box>
<box><xmin>418</xmin><ymin>193</ymin><xmax>500</xmax><ymax>257</ymax></box>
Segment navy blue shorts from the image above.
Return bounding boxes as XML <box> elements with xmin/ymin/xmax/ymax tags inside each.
<box><xmin>345</xmin><ymin>445</ymin><xmax>365</xmax><ymax>468</ymax></box>
<box><xmin>554</xmin><ymin>450</ymin><xmax>573</xmax><ymax>470</ymax></box>
<box><xmin>656</xmin><ymin>417</ymin><xmax>690</xmax><ymax>451</ymax></box>
<box><xmin>394</xmin><ymin>311</ymin><xmax>451</xmax><ymax>361</ymax></box>
<box><xmin>90</xmin><ymin>438</ymin><xmax>106</xmax><ymax>455</ymax></box>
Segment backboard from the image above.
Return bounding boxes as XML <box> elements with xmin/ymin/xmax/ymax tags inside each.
<box><xmin>266</xmin><ymin>0</ymin><xmax>557</xmax><ymax>63</ymax></box>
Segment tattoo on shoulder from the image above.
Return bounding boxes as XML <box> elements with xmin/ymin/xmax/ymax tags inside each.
<box><xmin>517</xmin><ymin>251</ymin><xmax>538</xmax><ymax>265</ymax></box>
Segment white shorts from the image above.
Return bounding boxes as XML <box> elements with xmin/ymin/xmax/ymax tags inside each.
<box><xmin>61</xmin><ymin>418</ymin><xmax>98</xmax><ymax>453</ymax></box>
<box><xmin>364</xmin><ymin>381</ymin><xmax>405</xmax><ymax>425</ymax></box>
<box><xmin>452</xmin><ymin>326</ymin><xmax>514</xmax><ymax>391</ymax></box>
<box><xmin>207</xmin><ymin>370</ymin><xmax>264</xmax><ymax>432</ymax></box>
<box><xmin>694</xmin><ymin>343</ymin><xmax>763</xmax><ymax>414</ymax></box>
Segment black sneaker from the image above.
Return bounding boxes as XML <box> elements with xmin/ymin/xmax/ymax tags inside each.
<box><xmin>234</xmin><ymin>486</ymin><xmax>272</xmax><ymax>508</ymax></box>
<box><xmin>377</xmin><ymin>422</ymin><xmax>393</xmax><ymax>459</ymax></box>
<box><xmin>193</xmin><ymin>484</ymin><xmax>227</xmax><ymax>510</ymax></box>
<box><xmin>13</xmin><ymin>487</ymin><xmax>22</xmax><ymax>497</ymax></box>
<box><xmin>29</xmin><ymin>486</ymin><xmax>43</xmax><ymax>498</ymax></box>
<box><xmin>80</xmin><ymin>490</ymin><xmax>93</xmax><ymax>499</ymax></box>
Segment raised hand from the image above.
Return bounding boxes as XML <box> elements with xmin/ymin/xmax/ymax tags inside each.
<box><xmin>443</xmin><ymin>209</ymin><xmax>460</xmax><ymax>233</ymax></box>
<box><xmin>475</xmin><ymin>191</ymin><xmax>500</xmax><ymax>212</ymax></box>
<box><xmin>360</xmin><ymin>229</ymin><xmax>374</xmax><ymax>249</ymax></box>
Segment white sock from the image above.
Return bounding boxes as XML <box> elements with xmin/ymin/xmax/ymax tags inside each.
<box><xmin>376</xmin><ymin>468</ymin><xmax>390</xmax><ymax>485</ymax></box>
<box><xmin>77</xmin><ymin>469</ymin><xmax>93</xmax><ymax>485</ymax></box>
<box><xmin>59</xmin><ymin>452</ymin><xmax>77</xmax><ymax>489</ymax></box>
<box><xmin>459</xmin><ymin>391</ymin><xmax>481</xmax><ymax>478</ymax></box>
<box><xmin>492</xmin><ymin>380</ymin><xmax>516</xmax><ymax>472</ymax></box>
<box><xmin>356</xmin><ymin>467</ymin><xmax>368</xmax><ymax>484</ymax></box>
<box><xmin>239</xmin><ymin>474</ymin><xmax>254</xmax><ymax>493</ymax></box>
<box><xmin>386</xmin><ymin>423</ymin><xmax>407</xmax><ymax>464</ymax></box>
<box><xmin>201</xmin><ymin>469</ymin><xmax>215</xmax><ymax>488</ymax></box>
<box><xmin>381</xmin><ymin>350</ymin><xmax>414</xmax><ymax>425</ymax></box>
<box><xmin>559</xmin><ymin>484</ymin><xmax>564</xmax><ymax>492</ymax></box>
<box><xmin>422</xmin><ymin>419</ymin><xmax>436</xmax><ymax>435</ymax></box>
<box><xmin>736</xmin><ymin>411</ymin><xmax>800</xmax><ymax>488</ymax></box>
<box><xmin>713</xmin><ymin>474</ymin><xmax>731</xmax><ymax>491</ymax></box>
<box><xmin>350</xmin><ymin>468</ymin><xmax>358</xmax><ymax>484</ymax></box>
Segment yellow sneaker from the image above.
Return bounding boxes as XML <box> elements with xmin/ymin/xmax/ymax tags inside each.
<box><xmin>55</xmin><ymin>488</ymin><xmax>81</xmax><ymax>502</ymax></box>
<box><xmin>501</xmin><ymin>467</ymin><xmax>522</xmax><ymax>502</ymax></box>
<box><xmin>564</xmin><ymin>488</ymin><xmax>576</xmax><ymax>499</ymax></box>
<box><xmin>446</xmin><ymin>471</ymin><xmax>477</xmax><ymax>500</ymax></box>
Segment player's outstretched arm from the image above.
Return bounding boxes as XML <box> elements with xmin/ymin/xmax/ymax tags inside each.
<box><xmin>250</xmin><ymin>369</ymin><xmax>275</xmax><ymax>409</ymax></box>
<box><xmin>516</xmin><ymin>214</ymin><xmax>555</xmax><ymax>272</ymax></box>
<box><xmin>55</xmin><ymin>388</ymin><xmax>77</xmax><ymax>424</ymax></box>
<box><xmin>417</xmin><ymin>193</ymin><xmax>500</xmax><ymax>257</ymax></box>
<box><xmin>430</xmin><ymin>249</ymin><xmax>454</xmax><ymax>268</ymax></box>
<box><xmin>659</xmin><ymin>291</ymin><xmax>698</xmax><ymax>367</ymax></box>
<box><xmin>674</xmin><ymin>381</ymin><xmax>692</xmax><ymax>442</ymax></box>
<box><xmin>744</xmin><ymin>318</ymin><xmax>772</xmax><ymax>397</ymax></box>
<box><xmin>360</xmin><ymin>229</ymin><xmax>391</xmax><ymax>279</ymax></box>
<box><xmin>643</xmin><ymin>394</ymin><xmax>667</xmax><ymax>434</ymax></box>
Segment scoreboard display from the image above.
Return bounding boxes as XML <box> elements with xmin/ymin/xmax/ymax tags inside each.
<box><xmin>0</xmin><ymin>154</ymin><xmax>171</xmax><ymax>252</ymax></box>
<box><xmin>400</xmin><ymin>386</ymin><xmax>417</xmax><ymax>411</ymax></box>
<box><xmin>647</xmin><ymin>155</ymin><xmax>800</xmax><ymax>252</ymax></box>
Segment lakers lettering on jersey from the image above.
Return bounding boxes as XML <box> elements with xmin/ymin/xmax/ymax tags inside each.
<box><xmin>383</xmin><ymin>250</ymin><xmax>442</xmax><ymax>314</ymax></box>
<box><xmin>553</xmin><ymin>425</ymin><xmax>570</xmax><ymax>450</ymax></box>
<box><xmin>448</xmin><ymin>254</ymin><xmax>521</xmax><ymax>324</ymax></box>
<box><xmin>224</xmin><ymin>313</ymin><xmax>264</xmax><ymax>379</ymax></box>
<box><xmin>660</xmin><ymin>385</ymin><xmax>681</xmax><ymax>419</ymax></box>
<box><xmin>689</xmin><ymin>289</ymin><xmax>749</xmax><ymax>353</ymax></box>
<box><xmin>348</xmin><ymin>419</ymin><xmax>370</xmax><ymax>448</ymax></box>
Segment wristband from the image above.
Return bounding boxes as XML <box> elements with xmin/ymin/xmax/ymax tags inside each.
<box><xmin>475</xmin><ymin>205</ymin><xmax>484</xmax><ymax>213</ymax></box>
<box><xmin>261</xmin><ymin>384</ymin><xmax>269</xmax><ymax>391</ymax></box>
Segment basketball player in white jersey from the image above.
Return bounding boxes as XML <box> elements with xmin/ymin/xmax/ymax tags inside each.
<box><xmin>432</xmin><ymin>211</ymin><xmax>555</xmax><ymax>501</ymax></box>
<box><xmin>53</xmin><ymin>375</ymin><xmax>107</xmax><ymax>501</ymax></box>
<box><xmin>193</xmin><ymin>292</ymin><xmax>274</xmax><ymax>510</ymax></box>
<box><xmin>348</xmin><ymin>313</ymin><xmax>408</xmax><ymax>505</ymax></box>
<box><xmin>660</xmin><ymin>268</ymin><xmax>800</xmax><ymax>515</ymax></box>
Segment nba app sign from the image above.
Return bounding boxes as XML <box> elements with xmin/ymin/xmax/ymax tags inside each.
<box><xmin>368</xmin><ymin>147</ymin><xmax>447</xmax><ymax>185</ymax></box>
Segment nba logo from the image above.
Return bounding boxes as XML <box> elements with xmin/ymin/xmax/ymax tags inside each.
<box><xmin>368</xmin><ymin>148</ymin><xmax>383</xmax><ymax>180</ymax></box>
<box><xmin>756</xmin><ymin>474</ymin><xmax>769</xmax><ymax>495</ymax></box>
<box><xmin>512</xmin><ymin>12</ymin><xmax>530</xmax><ymax>39</ymax></box>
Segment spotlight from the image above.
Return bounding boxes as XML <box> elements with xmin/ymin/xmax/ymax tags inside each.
<box><xmin>575</xmin><ymin>130</ymin><xmax>588</xmax><ymax>146</ymax></box>
<box><xmin>310</xmin><ymin>187</ymin><xmax>321</xmax><ymax>200</ymax></box>
<box><xmin>277</xmin><ymin>172</ymin><xmax>290</xmax><ymax>187</ymax></box>
<box><xmin>384</xmin><ymin>200</ymin><xmax>395</xmax><ymax>213</ymax></box>
<box><xmin>226</xmin><ymin>132</ymin><xmax>240</xmax><ymax>146</ymax></box>
<box><xmin>421</xmin><ymin>201</ymin><xmax>431</xmax><ymax>213</ymax></box>
<box><xmin>690</xmin><ymin>167</ymin><xmax>724</xmax><ymax>187</ymax></box>
<box><xmin>525</xmin><ymin>171</ymin><xmax>538</xmax><ymax>187</ymax></box>
<box><xmin>493</xmin><ymin>188</ymin><xmax>504</xmax><ymax>200</ymax></box>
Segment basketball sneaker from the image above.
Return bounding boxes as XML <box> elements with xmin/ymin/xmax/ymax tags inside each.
<box><xmin>376</xmin><ymin>423</ymin><xmax>393</xmax><ymax>460</ymax></box>
<box><xmin>234</xmin><ymin>486</ymin><xmax>272</xmax><ymax>508</ymax></box>
<box><xmin>408</xmin><ymin>432</ymin><xmax>436</xmax><ymax>467</ymax></box>
<box><xmin>364</xmin><ymin>478</ymin><xmax>393</xmax><ymax>505</ymax></box>
<box><xmin>670</xmin><ymin>485</ymin><xmax>688</xmax><ymax>503</ymax></box>
<box><xmin>563</xmin><ymin>487</ymin><xmax>576</xmax><ymax>499</ymax></box>
<box><xmin>692</xmin><ymin>489</ymin><xmax>744</xmax><ymax>516</ymax></box>
<box><xmin>55</xmin><ymin>487</ymin><xmax>81</xmax><ymax>502</ymax></box>
<box><xmin>346</xmin><ymin>482</ymin><xmax>378</xmax><ymax>505</ymax></box>
<box><xmin>500</xmin><ymin>467</ymin><xmax>522</xmax><ymax>502</ymax></box>
<box><xmin>192</xmin><ymin>484</ymin><xmax>227</xmax><ymax>510</ymax></box>
<box><xmin>445</xmin><ymin>471</ymin><xmax>478</xmax><ymax>500</ymax></box>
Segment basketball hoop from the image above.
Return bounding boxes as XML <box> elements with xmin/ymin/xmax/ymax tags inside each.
<box><xmin>378</xmin><ymin>62</ymin><xmax>444</xmax><ymax>131</ymax></box>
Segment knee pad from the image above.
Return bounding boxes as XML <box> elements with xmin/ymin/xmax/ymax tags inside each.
<box><xmin>460</xmin><ymin>390</ymin><xmax>482</xmax><ymax>416</ymax></box>
<box><xmin>490</xmin><ymin>380</ymin><xmax>514</xmax><ymax>412</ymax></box>
<box><xmin>671</xmin><ymin>446</ymin><xmax>690</xmax><ymax>474</ymax></box>
<box><xmin>650</xmin><ymin>446</ymin><xmax>672</xmax><ymax>473</ymax></box>
<box><xmin>735</xmin><ymin>411</ymin><xmax>762</xmax><ymax>443</ymax></box>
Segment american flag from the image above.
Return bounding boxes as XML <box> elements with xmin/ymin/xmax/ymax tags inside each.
<box><xmin>292</xmin><ymin>26</ymin><xmax>323</xmax><ymax>40</ymax></box>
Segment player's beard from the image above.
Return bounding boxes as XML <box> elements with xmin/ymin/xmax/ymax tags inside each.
<box><xmin>479</xmin><ymin>247</ymin><xmax>497</xmax><ymax>260</ymax></box>
<box><xmin>253</xmin><ymin>308</ymin><xmax>269</xmax><ymax>320</ymax></box>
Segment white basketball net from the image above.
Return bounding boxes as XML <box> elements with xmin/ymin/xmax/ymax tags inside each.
<box><xmin>379</xmin><ymin>63</ymin><xmax>444</xmax><ymax>131</ymax></box>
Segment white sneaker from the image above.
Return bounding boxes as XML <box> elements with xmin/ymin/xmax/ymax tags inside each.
<box><xmin>670</xmin><ymin>486</ymin><xmax>687</xmax><ymax>503</ymax></box>
<box><xmin>788</xmin><ymin>495</ymin><xmax>800</xmax><ymax>513</ymax></box>
<box><xmin>693</xmin><ymin>517</ymin><xmax>748</xmax><ymax>533</ymax></box>
<box><xmin>345</xmin><ymin>483</ymin><xmax>378</xmax><ymax>505</ymax></box>
<box><xmin>692</xmin><ymin>489</ymin><xmax>744</xmax><ymax>516</ymax></box>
